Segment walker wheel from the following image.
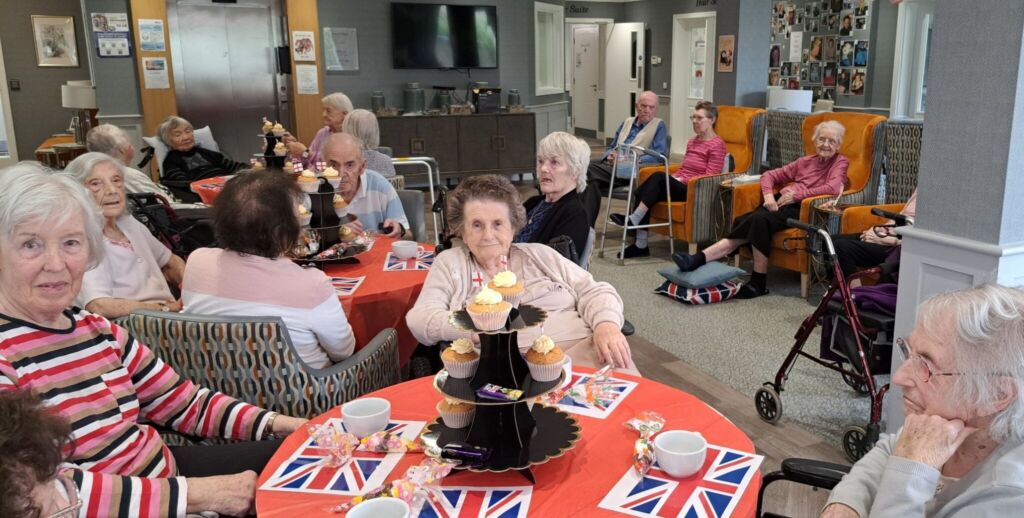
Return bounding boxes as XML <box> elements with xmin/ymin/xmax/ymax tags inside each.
<box><xmin>840</xmin><ymin>369</ymin><xmax>871</xmax><ymax>395</ymax></box>
<box><xmin>842</xmin><ymin>425</ymin><xmax>872</xmax><ymax>462</ymax></box>
<box><xmin>754</xmin><ymin>384</ymin><xmax>783</xmax><ymax>424</ymax></box>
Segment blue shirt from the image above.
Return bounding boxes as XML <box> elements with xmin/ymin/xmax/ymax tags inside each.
<box><xmin>601</xmin><ymin>118</ymin><xmax>668</xmax><ymax>165</ymax></box>
<box><xmin>349</xmin><ymin>169</ymin><xmax>409</xmax><ymax>232</ymax></box>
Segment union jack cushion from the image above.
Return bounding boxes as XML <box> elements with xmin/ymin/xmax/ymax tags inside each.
<box><xmin>654</xmin><ymin>280</ymin><xmax>742</xmax><ymax>305</ymax></box>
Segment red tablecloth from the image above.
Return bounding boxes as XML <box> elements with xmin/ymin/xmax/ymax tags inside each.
<box><xmin>328</xmin><ymin>236</ymin><xmax>431</xmax><ymax>366</ymax></box>
<box><xmin>190</xmin><ymin>175</ymin><xmax>229</xmax><ymax>205</ymax></box>
<box><xmin>256</xmin><ymin>369</ymin><xmax>761</xmax><ymax>517</ymax></box>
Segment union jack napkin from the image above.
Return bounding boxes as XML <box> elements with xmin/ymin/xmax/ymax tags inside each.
<box><xmin>411</xmin><ymin>485</ymin><xmax>533</xmax><ymax>517</ymax></box>
<box><xmin>384</xmin><ymin>251</ymin><xmax>434</xmax><ymax>271</ymax></box>
<box><xmin>330</xmin><ymin>276</ymin><xmax>365</xmax><ymax>297</ymax></box>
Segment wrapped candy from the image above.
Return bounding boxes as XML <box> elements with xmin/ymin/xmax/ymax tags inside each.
<box><xmin>541</xmin><ymin>364</ymin><xmax>618</xmax><ymax>408</ymax></box>
<box><xmin>624</xmin><ymin>411</ymin><xmax>666</xmax><ymax>476</ymax></box>
<box><xmin>307</xmin><ymin>422</ymin><xmax>359</xmax><ymax>467</ymax></box>
<box><xmin>360</xmin><ymin>430</ymin><xmax>423</xmax><ymax>453</ymax></box>
<box><xmin>328</xmin><ymin>457</ymin><xmax>459</xmax><ymax>513</ymax></box>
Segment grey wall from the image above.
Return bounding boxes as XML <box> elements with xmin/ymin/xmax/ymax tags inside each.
<box><xmin>0</xmin><ymin>0</ymin><xmax>91</xmax><ymax>159</ymax></box>
<box><xmin>84</xmin><ymin>0</ymin><xmax>141</xmax><ymax>117</ymax></box>
<box><xmin>734</xmin><ymin>0</ymin><xmax>771</xmax><ymax>107</ymax></box>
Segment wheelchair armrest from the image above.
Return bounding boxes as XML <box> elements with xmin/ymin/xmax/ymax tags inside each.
<box><xmin>781</xmin><ymin>458</ymin><xmax>851</xmax><ymax>490</ymax></box>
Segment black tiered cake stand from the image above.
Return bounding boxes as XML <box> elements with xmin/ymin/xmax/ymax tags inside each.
<box><xmin>428</xmin><ymin>305</ymin><xmax>581</xmax><ymax>482</ymax></box>
<box><xmin>260</xmin><ymin>132</ymin><xmax>287</xmax><ymax>169</ymax></box>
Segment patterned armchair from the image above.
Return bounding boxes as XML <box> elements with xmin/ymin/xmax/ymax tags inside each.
<box><xmin>732</xmin><ymin>111</ymin><xmax>887</xmax><ymax>297</ymax></box>
<box><xmin>634</xmin><ymin>106</ymin><xmax>767</xmax><ymax>253</ymax></box>
<box><xmin>124</xmin><ymin>310</ymin><xmax>401</xmax><ymax>418</ymax></box>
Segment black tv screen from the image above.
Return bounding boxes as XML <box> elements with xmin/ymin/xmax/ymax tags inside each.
<box><xmin>392</xmin><ymin>3</ymin><xmax>498</xmax><ymax>69</ymax></box>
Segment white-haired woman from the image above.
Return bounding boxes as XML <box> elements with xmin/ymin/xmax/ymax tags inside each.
<box><xmin>513</xmin><ymin>131</ymin><xmax>592</xmax><ymax>257</ymax></box>
<box><xmin>86</xmin><ymin>123</ymin><xmax>177</xmax><ymax>200</ymax></box>
<box><xmin>822</xmin><ymin>283</ymin><xmax>1024</xmax><ymax>518</ymax></box>
<box><xmin>158</xmin><ymin>115</ymin><xmax>246</xmax><ymax>202</ymax></box>
<box><xmin>672</xmin><ymin>120</ymin><xmax>848</xmax><ymax>298</ymax></box>
<box><xmin>0</xmin><ymin>163</ymin><xmax>306</xmax><ymax>517</ymax></box>
<box><xmin>342</xmin><ymin>108</ymin><xmax>396</xmax><ymax>177</ymax></box>
<box><xmin>283</xmin><ymin>92</ymin><xmax>353</xmax><ymax>167</ymax></box>
<box><xmin>66</xmin><ymin>152</ymin><xmax>185</xmax><ymax>318</ymax></box>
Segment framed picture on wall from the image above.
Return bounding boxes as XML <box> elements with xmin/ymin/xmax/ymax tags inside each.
<box><xmin>718</xmin><ymin>35</ymin><xmax>735</xmax><ymax>73</ymax></box>
<box><xmin>32</xmin><ymin>15</ymin><xmax>79</xmax><ymax>67</ymax></box>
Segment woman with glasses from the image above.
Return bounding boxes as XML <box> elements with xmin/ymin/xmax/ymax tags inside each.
<box><xmin>671</xmin><ymin>120</ymin><xmax>848</xmax><ymax>298</ymax></box>
<box><xmin>822</xmin><ymin>284</ymin><xmax>1024</xmax><ymax>517</ymax></box>
<box><xmin>609</xmin><ymin>101</ymin><xmax>727</xmax><ymax>258</ymax></box>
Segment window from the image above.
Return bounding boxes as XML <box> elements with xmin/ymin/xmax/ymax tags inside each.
<box><xmin>534</xmin><ymin>2</ymin><xmax>564</xmax><ymax>96</ymax></box>
<box><xmin>890</xmin><ymin>0</ymin><xmax>935</xmax><ymax>119</ymax></box>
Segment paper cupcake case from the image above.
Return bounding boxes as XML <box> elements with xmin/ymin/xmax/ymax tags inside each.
<box><xmin>467</xmin><ymin>307</ymin><xmax>512</xmax><ymax>332</ymax></box>
<box><xmin>442</xmin><ymin>356</ymin><xmax>479</xmax><ymax>379</ymax></box>
<box><xmin>527</xmin><ymin>359</ymin><xmax>563</xmax><ymax>382</ymax></box>
<box><xmin>437</xmin><ymin>402</ymin><xmax>475</xmax><ymax>429</ymax></box>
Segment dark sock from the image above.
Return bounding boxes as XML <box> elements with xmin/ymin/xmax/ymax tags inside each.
<box><xmin>749</xmin><ymin>271</ymin><xmax>767</xmax><ymax>292</ymax></box>
<box><xmin>693</xmin><ymin>252</ymin><xmax>707</xmax><ymax>269</ymax></box>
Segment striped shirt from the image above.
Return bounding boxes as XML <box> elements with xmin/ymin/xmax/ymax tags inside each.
<box><xmin>348</xmin><ymin>169</ymin><xmax>409</xmax><ymax>232</ymax></box>
<box><xmin>671</xmin><ymin>136</ymin><xmax>728</xmax><ymax>184</ymax></box>
<box><xmin>0</xmin><ymin>309</ymin><xmax>272</xmax><ymax>517</ymax></box>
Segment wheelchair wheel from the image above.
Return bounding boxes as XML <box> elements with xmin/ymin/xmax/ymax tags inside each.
<box><xmin>840</xmin><ymin>369</ymin><xmax>871</xmax><ymax>395</ymax></box>
<box><xmin>754</xmin><ymin>384</ymin><xmax>783</xmax><ymax>423</ymax></box>
<box><xmin>842</xmin><ymin>425</ymin><xmax>871</xmax><ymax>463</ymax></box>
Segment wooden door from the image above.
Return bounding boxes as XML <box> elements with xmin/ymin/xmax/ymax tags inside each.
<box><xmin>497</xmin><ymin>113</ymin><xmax>536</xmax><ymax>171</ymax></box>
<box><xmin>456</xmin><ymin>115</ymin><xmax>498</xmax><ymax>172</ymax></box>
<box><xmin>416</xmin><ymin>116</ymin><xmax>459</xmax><ymax>173</ymax></box>
<box><xmin>378</xmin><ymin>116</ymin><xmax>416</xmax><ymax>157</ymax></box>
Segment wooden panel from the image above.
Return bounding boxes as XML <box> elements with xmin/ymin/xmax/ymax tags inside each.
<box><xmin>378</xmin><ymin>116</ymin><xmax>416</xmax><ymax>157</ymax></box>
<box><xmin>129</xmin><ymin>0</ymin><xmax>178</xmax><ymax>180</ymax></box>
<box><xmin>416</xmin><ymin>117</ymin><xmax>459</xmax><ymax>173</ymax></box>
<box><xmin>497</xmin><ymin>113</ymin><xmax>536</xmax><ymax>170</ymax></box>
<box><xmin>456</xmin><ymin>115</ymin><xmax>498</xmax><ymax>172</ymax></box>
<box><xmin>285</xmin><ymin>0</ymin><xmax>323</xmax><ymax>145</ymax></box>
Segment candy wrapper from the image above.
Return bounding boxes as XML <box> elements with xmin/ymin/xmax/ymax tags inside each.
<box><xmin>328</xmin><ymin>457</ymin><xmax>458</xmax><ymax>513</ymax></box>
<box><xmin>623</xmin><ymin>411</ymin><xmax>666</xmax><ymax>476</ymax></box>
<box><xmin>360</xmin><ymin>431</ymin><xmax>423</xmax><ymax>453</ymax></box>
<box><xmin>540</xmin><ymin>364</ymin><xmax>617</xmax><ymax>408</ymax></box>
<box><xmin>307</xmin><ymin>422</ymin><xmax>360</xmax><ymax>467</ymax></box>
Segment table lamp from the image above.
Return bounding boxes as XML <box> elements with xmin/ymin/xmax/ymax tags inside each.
<box><xmin>61</xmin><ymin>80</ymin><xmax>97</xmax><ymax>145</ymax></box>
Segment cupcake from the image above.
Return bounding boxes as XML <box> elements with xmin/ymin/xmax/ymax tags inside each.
<box><xmin>339</xmin><ymin>224</ymin><xmax>356</xmax><ymax>241</ymax></box>
<box><xmin>488</xmin><ymin>270</ymin><xmax>525</xmax><ymax>307</ymax></box>
<box><xmin>441</xmin><ymin>338</ymin><xmax>480</xmax><ymax>378</ymax></box>
<box><xmin>296</xmin><ymin>204</ymin><xmax>312</xmax><ymax>227</ymax></box>
<box><xmin>297</xmin><ymin>170</ymin><xmax>320</xmax><ymax>193</ymax></box>
<box><xmin>333</xmin><ymin>194</ymin><xmax>349</xmax><ymax>218</ymax></box>
<box><xmin>466</xmin><ymin>286</ymin><xmax>512</xmax><ymax>332</ymax></box>
<box><xmin>525</xmin><ymin>335</ymin><xmax>565</xmax><ymax>382</ymax></box>
<box><xmin>283</xmin><ymin>160</ymin><xmax>295</xmax><ymax>174</ymax></box>
<box><xmin>261</xmin><ymin>117</ymin><xmax>274</xmax><ymax>134</ymax></box>
<box><xmin>436</xmin><ymin>398</ymin><xmax>475</xmax><ymax>429</ymax></box>
<box><xmin>272</xmin><ymin>122</ymin><xmax>286</xmax><ymax>137</ymax></box>
<box><xmin>273</xmin><ymin>142</ymin><xmax>287</xmax><ymax>157</ymax></box>
<box><xmin>322</xmin><ymin>166</ymin><xmax>341</xmax><ymax>188</ymax></box>
<box><xmin>249</xmin><ymin>158</ymin><xmax>265</xmax><ymax>171</ymax></box>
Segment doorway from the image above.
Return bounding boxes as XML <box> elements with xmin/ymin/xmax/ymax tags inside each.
<box><xmin>0</xmin><ymin>36</ymin><xmax>17</xmax><ymax>167</ymax></box>
<box><xmin>669</xmin><ymin>12</ymin><xmax>716</xmax><ymax>157</ymax></box>
<box><xmin>571</xmin><ymin>24</ymin><xmax>599</xmax><ymax>137</ymax></box>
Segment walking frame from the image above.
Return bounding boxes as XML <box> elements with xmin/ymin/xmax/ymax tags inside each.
<box><xmin>392</xmin><ymin>156</ymin><xmax>442</xmax><ymax>245</ymax></box>
<box><xmin>597</xmin><ymin>144</ymin><xmax>675</xmax><ymax>264</ymax></box>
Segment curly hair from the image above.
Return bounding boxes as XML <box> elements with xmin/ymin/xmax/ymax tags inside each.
<box><xmin>0</xmin><ymin>389</ymin><xmax>74</xmax><ymax>518</ymax></box>
<box><xmin>213</xmin><ymin>170</ymin><xmax>302</xmax><ymax>258</ymax></box>
<box><xmin>446</xmin><ymin>175</ymin><xmax>527</xmax><ymax>236</ymax></box>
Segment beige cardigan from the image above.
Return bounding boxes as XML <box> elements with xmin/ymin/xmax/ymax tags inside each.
<box><xmin>406</xmin><ymin>244</ymin><xmax>624</xmax><ymax>349</ymax></box>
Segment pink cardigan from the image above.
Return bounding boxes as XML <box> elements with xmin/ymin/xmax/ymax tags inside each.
<box><xmin>761</xmin><ymin>153</ymin><xmax>849</xmax><ymax>201</ymax></box>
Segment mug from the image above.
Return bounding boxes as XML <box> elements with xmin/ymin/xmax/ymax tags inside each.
<box><xmin>653</xmin><ymin>430</ymin><xmax>707</xmax><ymax>478</ymax></box>
<box><xmin>347</xmin><ymin>497</ymin><xmax>410</xmax><ymax>518</ymax></box>
<box><xmin>392</xmin><ymin>240</ymin><xmax>424</xmax><ymax>260</ymax></box>
<box><xmin>560</xmin><ymin>355</ymin><xmax>573</xmax><ymax>389</ymax></box>
<box><xmin>341</xmin><ymin>397</ymin><xmax>391</xmax><ymax>438</ymax></box>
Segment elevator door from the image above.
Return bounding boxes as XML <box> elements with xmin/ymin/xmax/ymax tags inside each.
<box><xmin>167</xmin><ymin>0</ymin><xmax>286</xmax><ymax>163</ymax></box>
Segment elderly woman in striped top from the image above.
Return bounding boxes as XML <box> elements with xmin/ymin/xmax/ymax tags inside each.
<box><xmin>0</xmin><ymin>163</ymin><xmax>306</xmax><ymax>517</ymax></box>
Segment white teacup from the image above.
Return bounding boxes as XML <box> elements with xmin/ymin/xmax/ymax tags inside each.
<box><xmin>347</xmin><ymin>497</ymin><xmax>410</xmax><ymax>518</ymax></box>
<box><xmin>392</xmin><ymin>240</ymin><xmax>424</xmax><ymax>260</ymax></box>
<box><xmin>341</xmin><ymin>397</ymin><xmax>391</xmax><ymax>438</ymax></box>
<box><xmin>560</xmin><ymin>355</ymin><xmax>573</xmax><ymax>389</ymax></box>
<box><xmin>653</xmin><ymin>430</ymin><xmax>707</xmax><ymax>478</ymax></box>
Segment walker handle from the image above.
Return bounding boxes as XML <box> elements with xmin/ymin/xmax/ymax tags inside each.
<box><xmin>870</xmin><ymin>208</ymin><xmax>908</xmax><ymax>226</ymax></box>
<box><xmin>786</xmin><ymin>218</ymin><xmax>820</xmax><ymax>234</ymax></box>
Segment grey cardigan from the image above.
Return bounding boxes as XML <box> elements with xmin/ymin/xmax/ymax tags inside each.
<box><xmin>826</xmin><ymin>432</ymin><xmax>1024</xmax><ymax>517</ymax></box>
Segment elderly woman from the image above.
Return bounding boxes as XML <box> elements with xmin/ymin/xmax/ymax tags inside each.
<box><xmin>65</xmin><ymin>152</ymin><xmax>185</xmax><ymax>318</ymax></box>
<box><xmin>672</xmin><ymin>120</ymin><xmax>848</xmax><ymax>298</ymax></box>
<box><xmin>182</xmin><ymin>170</ymin><xmax>355</xmax><ymax>368</ymax></box>
<box><xmin>342</xmin><ymin>108</ymin><xmax>397</xmax><ymax>177</ymax></box>
<box><xmin>407</xmin><ymin>174</ymin><xmax>637</xmax><ymax>372</ymax></box>
<box><xmin>86</xmin><ymin>123</ymin><xmax>177</xmax><ymax>199</ymax></box>
<box><xmin>514</xmin><ymin>131</ymin><xmax>591</xmax><ymax>258</ymax></box>
<box><xmin>159</xmin><ymin>115</ymin><xmax>246</xmax><ymax>202</ymax></box>
<box><xmin>610</xmin><ymin>101</ymin><xmax>727</xmax><ymax>258</ymax></box>
<box><xmin>0</xmin><ymin>163</ymin><xmax>306</xmax><ymax>517</ymax></box>
<box><xmin>283</xmin><ymin>92</ymin><xmax>353</xmax><ymax>167</ymax></box>
<box><xmin>822</xmin><ymin>284</ymin><xmax>1024</xmax><ymax>518</ymax></box>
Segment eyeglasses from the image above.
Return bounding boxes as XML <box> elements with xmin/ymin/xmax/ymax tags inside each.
<box><xmin>815</xmin><ymin>136</ymin><xmax>839</xmax><ymax>146</ymax></box>
<box><xmin>690</xmin><ymin>115</ymin><xmax>709</xmax><ymax>122</ymax></box>
<box><xmin>47</xmin><ymin>475</ymin><xmax>81</xmax><ymax>518</ymax></box>
<box><xmin>895</xmin><ymin>337</ymin><xmax>963</xmax><ymax>383</ymax></box>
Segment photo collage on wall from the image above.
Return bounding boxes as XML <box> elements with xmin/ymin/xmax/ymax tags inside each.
<box><xmin>769</xmin><ymin>0</ymin><xmax>871</xmax><ymax>102</ymax></box>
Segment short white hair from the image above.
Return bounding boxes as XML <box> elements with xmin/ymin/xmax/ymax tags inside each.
<box><xmin>0</xmin><ymin>162</ymin><xmax>105</xmax><ymax>269</ymax></box>
<box><xmin>341</xmin><ymin>109</ymin><xmax>380</xmax><ymax>149</ymax></box>
<box><xmin>537</xmin><ymin>131</ymin><xmax>590</xmax><ymax>193</ymax></box>
<box><xmin>65</xmin><ymin>152</ymin><xmax>125</xmax><ymax>187</ymax></box>
<box><xmin>86</xmin><ymin>124</ymin><xmax>132</xmax><ymax>161</ymax></box>
<box><xmin>918</xmin><ymin>283</ymin><xmax>1024</xmax><ymax>442</ymax></box>
<box><xmin>322</xmin><ymin>92</ymin><xmax>353</xmax><ymax>114</ymax></box>
<box><xmin>156</xmin><ymin>115</ymin><xmax>192</xmax><ymax>147</ymax></box>
<box><xmin>813</xmin><ymin>120</ymin><xmax>846</xmax><ymax>145</ymax></box>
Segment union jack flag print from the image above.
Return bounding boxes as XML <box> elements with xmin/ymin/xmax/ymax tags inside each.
<box><xmin>259</xmin><ymin>419</ymin><xmax>426</xmax><ymax>495</ymax></box>
<box><xmin>384</xmin><ymin>251</ymin><xmax>435</xmax><ymax>271</ymax></box>
<box><xmin>598</xmin><ymin>444</ymin><xmax>762</xmax><ymax>517</ymax></box>
<box><xmin>655</xmin><ymin>281</ymin><xmax>742</xmax><ymax>305</ymax></box>
<box><xmin>555</xmin><ymin>373</ymin><xmax>637</xmax><ymax>419</ymax></box>
<box><xmin>331</xmin><ymin>276</ymin><xmax>365</xmax><ymax>296</ymax></box>
<box><xmin>411</xmin><ymin>485</ymin><xmax>533</xmax><ymax>518</ymax></box>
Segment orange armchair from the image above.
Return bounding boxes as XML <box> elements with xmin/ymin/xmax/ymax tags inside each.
<box><xmin>732</xmin><ymin>111</ymin><xmax>886</xmax><ymax>297</ymax></box>
<box><xmin>634</xmin><ymin>106</ymin><xmax>766</xmax><ymax>252</ymax></box>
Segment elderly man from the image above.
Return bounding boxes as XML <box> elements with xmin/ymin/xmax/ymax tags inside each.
<box><xmin>587</xmin><ymin>91</ymin><xmax>668</xmax><ymax>190</ymax></box>
<box><xmin>86</xmin><ymin>124</ymin><xmax>176</xmax><ymax>199</ymax></box>
<box><xmin>323</xmin><ymin>133</ymin><xmax>409</xmax><ymax>238</ymax></box>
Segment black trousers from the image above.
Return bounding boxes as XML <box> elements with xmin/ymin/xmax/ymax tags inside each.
<box><xmin>833</xmin><ymin>235</ymin><xmax>894</xmax><ymax>277</ymax></box>
<box><xmin>587</xmin><ymin>159</ymin><xmax>613</xmax><ymax>190</ymax></box>
<box><xmin>634</xmin><ymin>172</ymin><xmax>687</xmax><ymax>224</ymax></box>
<box><xmin>170</xmin><ymin>439</ymin><xmax>283</xmax><ymax>477</ymax></box>
<box><xmin>727</xmin><ymin>198</ymin><xmax>801</xmax><ymax>257</ymax></box>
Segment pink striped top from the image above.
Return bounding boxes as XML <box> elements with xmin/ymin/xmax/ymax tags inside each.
<box><xmin>671</xmin><ymin>135</ymin><xmax>728</xmax><ymax>184</ymax></box>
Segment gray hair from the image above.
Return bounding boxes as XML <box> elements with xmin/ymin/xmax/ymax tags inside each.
<box><xmin>64</xmin><ymin>152</ymin><xmax>125</xmax><ymax>188</ymax></box>
<box><xmin>322</xmin><ymin>92</ymin><xmax>354</xmax><ymax>114</ymax></box>
<box><xmin>537</xmin><ymin>131</ymin><xmax>590</xmax><ymax>193</ymax></box>
<box><xmin>86</xmin><ymin>124</ymin><xmax>131</xmax><ymax>161</ymax></box>
<box><xmin>0</xmin><ymin>162</ymin><xmax>105</xmax><ymax>269</ymax></box>
<box><xmin>156</xmin><ymin>116</ymin><xmax>192</xmax><ymax>147</ymax></box>
<box><xmin>341</xmin><ymin>109</ymin><xmax>381</xmax><ymax>149</ymax></box>
<box><xmin>917</xmin><ymin>283</ymin><xmax>1024</xmax><ymax>442</ymax></box>
<box><xmin>813</xmin><ymin>120</ymin><xmax>846</xmax><ymax>145</ymax></box>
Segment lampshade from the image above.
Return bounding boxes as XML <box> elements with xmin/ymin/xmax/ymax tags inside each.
<box><xmin>61</xmin><ymin>83</ymin><xmax>96</xmax><ymax>110</ymax></box>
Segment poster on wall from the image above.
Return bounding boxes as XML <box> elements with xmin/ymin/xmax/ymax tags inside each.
<box><xmin>789</xmin><ymin>31</ymin><xmax>803</xmax><ymax>62</ymax></box>
<box><xmin>90</xmin><ymin>13</ymin><xmax>128</xmax><ymax>33</ymax></box>
<box><xmin>292</xmin><ymin>30</ymin><xmax>315</xmax><ymax>62</ymax></box>
<box><xmin>96</xmin><ymin>34</ymin><xmax>131</xmax><ymax>57</ymax></box>
<box><xmin>717</xmin><ymin>35</ymin><xmax>734</xmax><ymax>73</ymax></box>
<box><xmin>850</xmin><ymin>68</ymin><xmax>866</xmax><ymax>95</ymax></box>
<box><xmin>296</xmin><ymin>64</ymin><xmax>320</xmax><ymax>95</ymax></box>
<box><xmin>854</xmin><ymin>40</ymin><xmax>869</xmax><ymax>66</ymax></box>
<box><xmin>138</xmin><ymin>19</ymin><xmax>165</xmax><ymax>52</ymax></box>
<box><xmin>323</xmin><ymin>27</ymin><xmax>359</xmax><ymax>71</ymax></box>
<box><xmin>142</xmin><ymin>57</ymin><xmax>169</xmax><ymax>89</ymax></box>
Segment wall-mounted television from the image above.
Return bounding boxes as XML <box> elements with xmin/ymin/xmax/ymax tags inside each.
<box><xmin>391</xmin><ymin>3</ymin><xmax>498</xmax><ymax>69</ymax></box>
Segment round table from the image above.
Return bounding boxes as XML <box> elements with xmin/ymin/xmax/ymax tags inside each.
<box><xmin>190</xmin><ymin>175</ymin><xmax>230</xmax><ymax>205</ymax></box>
<box><xmin>256</xmin><ymin>368</ymin><xmax>761</xmax><ymax>517</ymax></box>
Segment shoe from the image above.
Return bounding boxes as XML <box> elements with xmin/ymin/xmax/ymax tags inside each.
<box><xmin>616</xmin><ymin>244</ymin><xmax>650</xmax><ymax>259</ymax></box>
<box><xmin>609</xmin><ymin>213</ymin><xmax>627</xmax><ymax>226</ymax></box>
<box><xmin>672</xmin><ymin>252</ymin><xmax>699</xmax><ymax>272</ymax></box>
<box><xmin>735</xmin><ymin>284</ymin><xmax>769</xmax><ymax>299</ymax></box>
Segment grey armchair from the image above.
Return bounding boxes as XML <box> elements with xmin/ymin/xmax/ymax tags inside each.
<box><xmin>124</xmin><ymin>310</ymin><xmax>401</xmax><ymax>418</ymax></box>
